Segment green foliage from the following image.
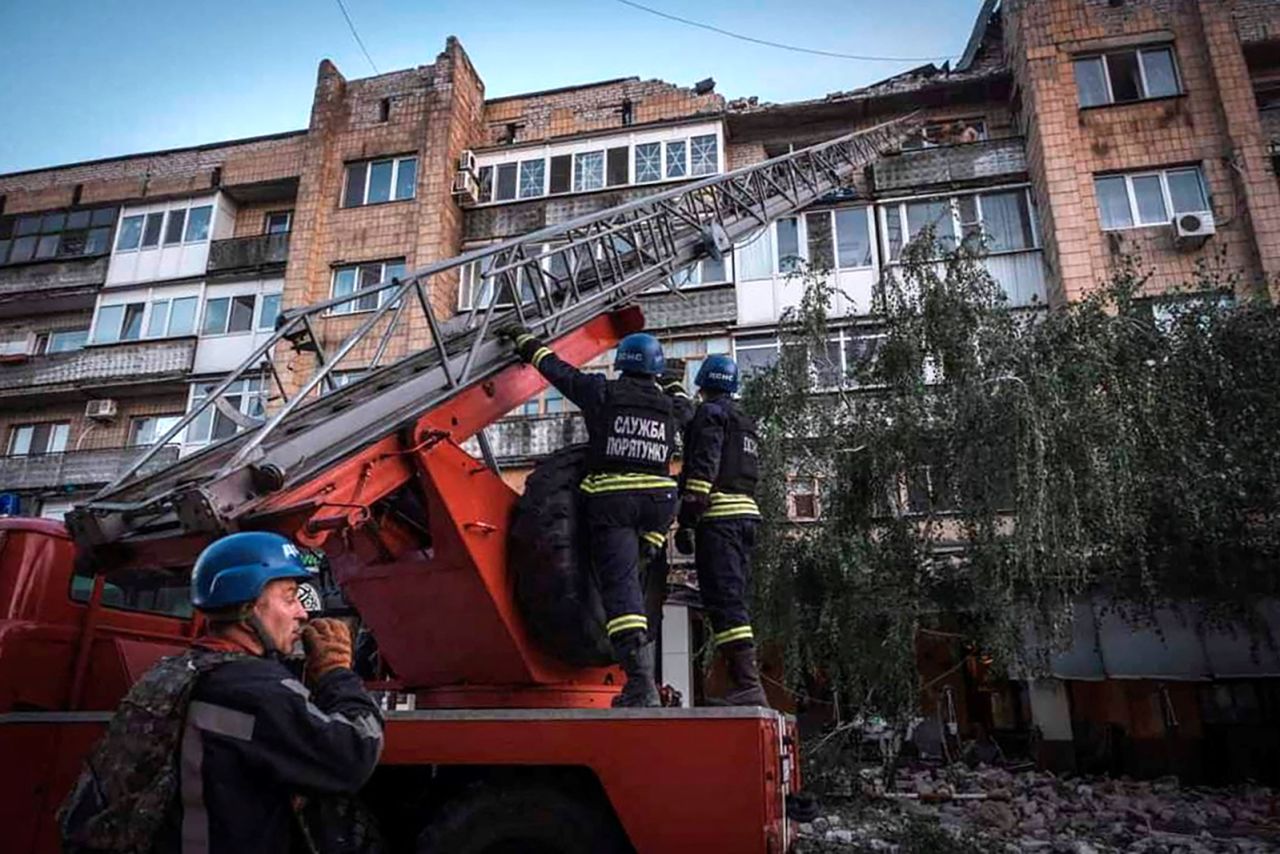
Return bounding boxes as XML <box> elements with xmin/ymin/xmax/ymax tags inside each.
<box><xmin>744</xmin><ymin>234</ymin><xmax>1280</xmax><ymax>727</ymax></box>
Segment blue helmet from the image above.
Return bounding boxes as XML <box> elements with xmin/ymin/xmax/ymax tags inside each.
<box><xmin>190</xmin><ymin>531</ymin><xmax>313</xmax><ymax>611</ymax></box>
<box><xmin>614</xmin><ymin>333</ymin><xmax>665</xmax><ymax>376</ymax></box>
<box><xmin>695</xmin><ymin>354</ymin><xmax>739</xmax><ymax>393</ymax></box>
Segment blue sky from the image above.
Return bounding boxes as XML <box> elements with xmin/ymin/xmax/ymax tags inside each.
<box><xmin>0</xmin><ymin>1</ymin><xmax>984</xmax><ymax>174</ymax></box>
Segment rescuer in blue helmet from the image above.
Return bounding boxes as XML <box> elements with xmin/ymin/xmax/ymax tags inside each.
<box><xmin>676</xmin><ymin>354</ymin><xmax>769</xmax><ymax>706</ymax></box>
<box><xmin>503</xmin><ymin>326</ymin><xmax>693</xmax><ymax>707</ymax></box>
<box><xmin>60</xmin><ymin>531</ymin><xmax>383</xmax><ymax>853</ymax></box>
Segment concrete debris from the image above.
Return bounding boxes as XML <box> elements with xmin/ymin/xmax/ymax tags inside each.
<box><xmin>796</xmin><ymin>766</ymin><xmax>1280</xmax><ymax>853</ymax></box>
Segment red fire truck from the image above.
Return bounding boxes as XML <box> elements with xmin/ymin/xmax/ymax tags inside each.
<box><xmin>0</xmin><ymin>117</ymin><xmax>913</xmax><ymax>853</ymax></box>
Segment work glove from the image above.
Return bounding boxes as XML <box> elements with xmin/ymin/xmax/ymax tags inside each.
<box><xmin>301</xmin><ymin>617</ymin><xmax>353</xmax><ymax>682</ymax></box>
<box><xmin>674</xmin><ymin>527</ymin><xmax>695</xmax><ymax>556</ymax></box>
<box><xmin>499</xmin><ymin>325</ymin><xmax>547</xmax><ymax>365</ymax></box>
<box><xmin>678</xmin><ymin>492</ymin><xmax>709</xmax><ymax>529</ymax></box>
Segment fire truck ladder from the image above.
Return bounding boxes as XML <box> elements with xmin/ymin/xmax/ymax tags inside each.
<box><xmin>69</xmin><ymin>115</ymin><xmax>918</xmax><ymax>548</ymax></box>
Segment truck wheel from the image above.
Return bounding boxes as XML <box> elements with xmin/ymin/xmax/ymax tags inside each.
<box><xmin>509</xmin><ymin>445</ymin><xmax>612</xmax><ymax>666</ymax></box>
<box><xmin>416</xmin><ymin>783</ymin><xmax>629</xmax><ymax>854</ymax></box>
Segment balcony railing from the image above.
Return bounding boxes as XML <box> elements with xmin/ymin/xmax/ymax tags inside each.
<box><xmin>0</xmin><ymin>338</ymin><xmax>196</xmax><ymax>398</ymax></box>
<box><xmin>873</xmin><ymin>137</ymin><xmax>1027</xmax><ymax>193</ymax></box>
<box><xmin>0</xmin><ymin>255</ymin><xmax>109</xmax><ymax>301</ymax></box>
<box><xmin>207</xmin><ymin>233</ymin><xmax>290</xmax><ymax>274</ymax></box>
<box><xmin>0</xmin><ymin>444</ymin><xmax>180</xmax><ymax>491</ymax></box>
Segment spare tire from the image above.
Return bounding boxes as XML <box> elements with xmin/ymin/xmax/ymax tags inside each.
<box><xmin>510</xmin><ymin>445</ymin><xmax>612</xmax><ymax>666</ymax></box>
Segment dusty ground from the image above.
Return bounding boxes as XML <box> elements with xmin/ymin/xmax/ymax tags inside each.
<box><xmin>794</xmin><ymin>766</ymin><xmax>1280</xmax><ymax>853</ymax></box>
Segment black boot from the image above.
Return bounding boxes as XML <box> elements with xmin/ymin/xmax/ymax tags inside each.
<box><xmin>722</xmin><ymin>641</ymin><xmax>769</xmax><ymax>707</ymax></box>
<box><xmin>610</xmin><ymin>631</ymin><xmax>660</xmax><ymax>708</ymax></box>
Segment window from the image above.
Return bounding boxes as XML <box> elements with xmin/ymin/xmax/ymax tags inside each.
<box><xmin>117</xmin><ymin>204</ymin><xmax>211</xmax><ymax>250</ymax></box>
<box><xmin>669</xmin><ymin>256</ymin><xmax>732</xmax><ymax>289</ymax></box>
<box><xmin>164</xmin><ymin>209</ymin><xmax>187</xmax><ymax>245</ymax></box>
<box><xmin>734</xmin><ymin>334</ymin><xmax>781</xmax><ymax>376</ymax></box>
<box><xmin>184</xmin><ymin>206</ymin><xmax>212</xmax><ymax>242</ymax></box>
<box><xmin>635</xmin><ymin>143</ymin><xmax>662</xmax><ymax>183</ymax></box>
<box><xmin>495</xmin><ymin>162</ymin><xmax>518</xmax><ymax>201</ymax></box>
<box><xmin>203</xmin><ymin>294</ymin><xmax>258</xmax><ymax>335</ymax></box>
<box><xmin>141</xmin><ymin>212</ymin><xmax>163</xmax><ymax>248</ymax></box>
<box><xmin>549</xmin><ymin>155</ymin><xmax>573</xmax><ymax>194</ymax></box>
<box><xmin>94</xmin><ymin>294</ymin><xmax>197</xmax><ymax>343</ymax></box>
<box><xmin>518</xmin><ymin>160</ymin><xmax>545</xmax><ymax>199</ymax></box>
<box><xmin>258</xmin><ymin>293</ymin><xmax>282</xmax><ymax>331</ymax></box>
<box><xmin>606</xmin><ymin>147</ymin><xmax>629</xmax><ymax>187</ymax></box>
<box><xmin>187</xmin><ymin>376</ymin><xmax>267</xmax><ymax>444</ymax></box>
<box><xmin>1074</xmin><ymin>46</ymin><xmax>1181</xmax><ymax>107</ymax></box>
<box><xmin>0</xmin><ymin>207</ymin><xmax>116</xmax><ymax>265</ymax></box>
<box><xmin>666</xmin><ymin>140</ymin><xmax>687</xmax><ymax>179</ymax></box>
<box><xmin>116</xmin><ymin>215</ymin><xmax>144</xmax><ymax>251</ymax></box>
<box><xmin>69</xmin><ymin>560</ymin><xmax>193</xmax><ymax>617</ymax></box>
<box><xmin>342</xmin><ymin>155</ymin><xmax>418</xmax><ymax>207</ymax></box>
<box><xmin>776</xmin><ymin>217</ymin><xmax>801</xmax><ymax>273</ymax></box>
<box><xmin>805</xmin><ymin>212</ymin><xmax>835</xmax><ymax>270</ymax></box>
<box><xmin>1094</xmin><ymin>167</ymin><xmax>1209</xmax><ymax>230</ymax></box>
<box><xmin>573</xmin><ymin>151</ymin><xmax>605</xmax><ymax>192</ymax></box>
<box><xmin>835</xmin><ymin>208</ymin><xmax>873</xmax><ymax>268</ymax></box>
<box><xmin>690</xmin><ymin>134</ymin><xmax>718</xmax><ymax>176</ymax></box>
<box><xmin>129</xmin><ymin>414</ymin><xmax>183</xmax><ymax>447</ymax></box>
<box><xmin>8</xmin><ymin>421</ymin><xmax>70</xmax><ymax>456</ymax></box>
<box><xmin>883</xmin><ymin>190</ymin><xmax>1038</xmax><ymax>259</ymax></box>
<box><xmin>265</xmin><ymin>211</ymin><xmax>292</xmax><ymax>234</ymax></box>
<box><xmin>92</xmin><ymin>302</ymin><xmax>146</xmax><ymax>343</ymax></box>
<box><xmin>330</xmin><ymin>259</ymin><xmax>407</xmax><ymax>314</ymax></box>
<box><xmin>47</xmin><ymin>329</ymin><xmax>89</xmax><ymax>353</ymax></box>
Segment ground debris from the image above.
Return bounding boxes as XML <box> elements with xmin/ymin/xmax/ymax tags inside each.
<box><xmin>795</xmin><ymin>766</ymin><xmax>1280</xmax><ymax>853</ymax></box>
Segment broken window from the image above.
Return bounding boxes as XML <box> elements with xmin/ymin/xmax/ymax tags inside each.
<box><xmin>1074</xmin><ymin>46</ymin><xmax>1181</xmax><ymax>107</ymax></box>
<box><xmin>0</xmin><ymin>205</ymin><xmax>116</xmax><ymax>264</ymax></box>
<box><xmin>606</xmin><ymin>147</ymin><xmax>629</xmax><ymax>186</ymax></box>
<box><xmin>549</xmin><ymin>155</ymin><xmax>572</xmax><ymax>194</ymax></box>
<box><xmin>518</xmin><ymin>159</ymin><xmax>544</xmax><ymax>198</ymax></box>
<box><xmin>665</xmin><ymin>140</ymin><xmax>687</xmax><ymax>179</ymax></box>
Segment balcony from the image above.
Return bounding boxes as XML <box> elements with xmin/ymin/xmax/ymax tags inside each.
<box><xmin>465</xmin><ymin>414</ymin><xmax>588</xmax><ymax>464</ymax></box>
<box><xmin>0</xmin><ymin>444</ymin><xmax>180</xmax><ymax>491</ymax></box>
<box><xmin>872</xmin><ymin>137</ymin><xmax>1027</xmax><ymax>194</ymax></box>
<box><xmin>0</xmin><ymin>255</ymin><xmax>107</xmax><ymax>318</ymax></box>
<box><xmin>207</xmin><ymin>233</ymin><xmax>290</xmax><ymax>275</ymax></box>
<box><xmin>0</xmin><ymin>337</ymin><xmax>196</xmax><ymax>399</ymax></box>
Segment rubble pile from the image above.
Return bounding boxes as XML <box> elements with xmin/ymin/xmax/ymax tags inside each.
<box><xmin>796</xmin><ymin>766</ymin><xmax>1280</xmax><ymax>853</ymax></box>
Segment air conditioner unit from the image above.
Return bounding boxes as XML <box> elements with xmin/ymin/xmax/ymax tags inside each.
<box><xmin>1173</xmin><ymin>210</ymin><xmax>1215</xmax><ymax>249</ymax></box>
<box><xmin>452</xmin><ymin>169</ymin><xmax>479</xmax><ymax>204</ymax></box>
<box><xmin>85</xmin><ymin>398</ymin><xmax>118</xmax><ymax>421</ymax></box>
<box><xmin>457</xmin><ymin>149</ymin><xmax>477</xmax><ymax>176</ymax></box>
<box><xmin>0</xmin><ymin>332</ymin><xmax>38</xmax><ymax>359</ymax></box>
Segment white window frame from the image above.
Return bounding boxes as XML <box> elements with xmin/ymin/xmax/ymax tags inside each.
<box><xmin>47</xmin><ymin>328</ymin><xmax>90</xmax><ymax>353</ymax></box>
<box><xmin>265</xmin><ymin>211</ymin><xmax>292</xmax><ymax>234</ymax></box>
<box><xmin>201</xmin><ymin>293</ymin><xmax>260</xmax><ymax>337</ymax></box>
<box><xmin>114</xmin><ymin>200</ymin><xmax>215</xmax><ymax>253</ymax></box>
<box><xmin>342</xmin><ymin>155</ymin><xmax>418</xmax><ymax>207</ymax></box>
<box><xmin>1094</xmin><ymin>166</ymin><xmax>1210</xmax><ymax>232</ymax></box>
<box><xmin>878</xmin><ymin>185</ymin><xmax>1041</xmax><ymax>261</ymax></box>
<box><xmin>91</xmin><ymin>286</ymin><xmax>202</xmax><ymax>344</ymax></box>
<box><xmin>1075</xmin><ymin>45</ymin><xmax>1182</xmax><ymax>107</ymax></box>
<box><xmin>329</xmin><ymin>259</ymin><xmax>407</xmax><ymax>316</ymax></box>
<box><xmin>7</xmin><ymin>421</ymin><xmax>70</xmax><ymax>456</ymax></box>
<box><xmin>470</xmin><ymin>122</ymin><xmax>724</xmax><ymax>205</ymax></box>
<box><xmin>185</xmin><ymin>375</ymin><xmax>268</xmax><ymax>446</ymax></box>
<box><xmin>129</xmin><ymin>413</ymin><xmax>185</xmax><ymax>447</ymax></box>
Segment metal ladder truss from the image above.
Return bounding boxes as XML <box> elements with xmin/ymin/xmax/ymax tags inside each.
<box><xmin>73</xmin><ymin>114</ymin><xmax>918</xmax><ymax>546</ymax></box>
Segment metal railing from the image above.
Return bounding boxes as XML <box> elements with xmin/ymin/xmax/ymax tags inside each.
<box><xmin>73</xmin><ymin>114</ymin><xmax>919</xmax><ymax>545</ymax></box>
<box><xmin>207</xmin><ymin>233</ymin><xmax>291</xmax><ymax>273</ymax></box>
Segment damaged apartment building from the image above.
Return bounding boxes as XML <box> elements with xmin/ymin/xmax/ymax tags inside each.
<box><xmin>0</xmin><ymin>0</ymin><xmax>1278</xmax><ymax>776</ymax></box>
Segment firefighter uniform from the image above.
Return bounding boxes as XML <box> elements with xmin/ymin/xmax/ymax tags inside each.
<box><xmin>507</xmin><ymin>329</ymin><xmax>691</xmax><ymax>706</ymax></box>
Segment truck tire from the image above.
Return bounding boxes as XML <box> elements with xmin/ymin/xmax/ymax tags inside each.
<box><xmin>416</xmin><ymin>783</ymin><xmax>629</xmax><ymax>854</ymax></box>
<box><xmin>510</xmin><ymin>445</ymin><xmax>612</xmax><ymax>666</ymax></box>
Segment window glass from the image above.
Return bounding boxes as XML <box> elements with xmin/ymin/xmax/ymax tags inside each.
<box><xmin>184</xmin><ymin>206</ymin><xmax>212</xmax><ymax>242</ymax></box>
<box><xmin>702</xmin><ymin>255</ymin><xmax>727</xmax><ymax>283</ymax></box>
<box><xmin>1095</xmin><ymin>176</ymin><xmax>1134</xmax><ymax>229</ymax></box>
<box><xmin>1074</xmin><ymin>57</ymin><xmax>1110</xmax><ymax>107</ymax></box>
<box><xmin>344</xmin><ymin>162</ymin><xmax>368</xmax><ymax>208</ymax></box>
<box><xmin>635</xmin><ymin>143</ymin><xmax>662</xmax><ymax>183</ymax></box>
<box><xmin>1167</xmin><ymin>169</ymin><xmax>1207</xmax><ymax>213</ymax></box>
<box><xmin>164</xmin><ymin>209</ymin><xmax>186</xmax><ymax>245</ymax></box>
<box><xmin>141</xmin><ymin>212</ymin><xmax>163</xmax><ymax>248</ymax></box>
<box><xmin>366</xmin><ymin>160</ymin><xmax>393</xmax><ymax>204</ymax></box>
<box><xmin>65</xmin><ymin>211</ymin><xmax>90</xmax><ymax>230</ymax></box>
<box><xmin>1107</xmin><ymin>52</ymin><xmax>1143</xmax><ymax>102</ymax></box>
<box><xmin>36</xmin><ymin>235</ymin><xmax>59</xmax><ymax>259</ymax></box>
<box><xmin>69</xmin><ymin>563</ymin><xmax>194</xmax><ymax>618</ymax></box>
<box><xmin>690</xmin><ymin>135</ymin><xmax>718</xmax><ymax>176</ymax></box>
<box><xmin>665</xmin><ymin>141</ymin><xmax>687</xmax><ymax>179</ymax></box>
<box><xmin>1140</xmin><ymin>48</ymin><xmax>1179</xmax><ymax>98</ymax></box>
<box><xmin>169</xmin><ymin>297</ymin><xmax>198</xmax><ymax>335</ymax></box>
<box><xmin>835</xmin><ymin>207</ymin><xmax>872</xmax><ymax>268</ymax></box>
<box><xmin>266</xmin><ymin>212</ymin><xmax>291</xmax><ymax>234</ymax></box>
<box><xmin>495</xmin><ymin>163</ymin><xmax>518</xmax><ymax>201</ymax></box>
<box><xmin>202</xmin><ymin>297</ymin><xmax>230</xmax><ymax>334</ymax></box>
<box><xmin>776</xmin><ymin>217</ymin><xmax>801</xmax><ymax>273</ymax></box>
<box><xmin>735</xmin><ymin>336</ymin><xmax>779</xmax><ymax>375</ymax></box>
<box><xmin>906</xmin><ymin>199</ymin><xmax>954</xmax><ymax>250</ymax></box>
<box><xmin>258</xmin><ymin>293</ymin><xmax>282</xmax><ymax>331</ymax></box>
<box><xmin>116</xmin><ymin>215</ymin><xmax>144</xmax><ymax>251</ymax></box>
<box><xmin>332</xmin><ymin>268</ymin><xmax>358</xmax><ymax>311</ymax></box>
<box><xmin>544</xmin><ymin>388</ymin><xmax>565</xmax><ymax>414</ymax></box>
<box><xmin>48</xmin><ymin>329</ymin><xmax>88</xmax><ymax>352</ymax></box>
<box><xmin>94</xmin><ymin>305</ymin><xmax>124</xmax><ymax>343</ymax></box>
<box><xmin>549</xmin><ymin>155</ymin><xmax>572</xmax><ymax>194</ymax></box>
<box><xmin>0</xmin><ymin>239</ymin><xmax>10</xmax><ymax>264</ymax></box>
<box><xmin>228</xmin><ymin>295</ymin><xmax>256</xmax><ymax>333</ymax></box>
<box><xmin>573</xmin><ymin>151</ymin><xmax>604</xmax><ymax>192</ymax></box>
<box><xmin>805</xmin><ymin>212</ymin><xmax>834</xmax><ymax>270</ymax></box>
<box><xmin>357</xmin><ymin>264</ymin><xmax>382</xmax><ymax>312</ymax></box>
<box><xmin>606</xmin><ymin>147</ymin><xmax>629</xmax><ymax>186</ymax></box>
<box><xmin>146</xmin><ymin>300</ymin><xmax>170</xmax><ymax>338</ymax></box>
<box><xmin>518</xmin><ymin>159</ymin><xmax>545</xmax><ymax>199</ymax></box>
<box><xmin>91</xmin><ymin>208</ymin><xmax>117</xmax><ymax>227</ymax></box>
<box><xmin>957</xmin><ymin>195</ymin><xmax>982</xmax><ymax>246</ymax></box>
<box><xmin>476</xmin><ymin>166</ymin><xmax>494</xmax><ymax>203</ymax></box>
<box><xmin>121</xmin><ymin>304</ymin><xmax>145</xmax><ymax>341</ymax></box>
<box><xmin>737</xmin><ymin>226</ymin><xmax>774</xmax><ymax>280</ymax></box>
<box><xmin>9</xmin><ymin>236</ymin><xmax>36</xmax><ymax>262</ymax></box>
<box><xmin>886</xmin><ymin>207</ymin><xmax>904</xmax><ymax>260</ymax></box>
<box><xmin>979</xmin><ymin>191</ymin><xmax>1035</xmax><ymax>251</ymax></box>
<box><xmin>130</xmin><ymin>415</ymin><xmax>183</xmax><ymax>447</ymax></box>
<box><xmin>1131</xmin><ymin>174</ymin><xmax>1168</xmax><ymax>224</ymax></box>
<box><xmin>394</xmin><ymin>156</ymin><xmax>417</xmax><ymax>200</ymax></box>
<box><xmin>86</xmin><ymin>228</ymin><xmax>112</xmax><ymax>255</ymax></box>
<box><xmin>15</xmin><ymin>216</ymin><xmax>41</xmax><ymax>236</ymax></box>
<box><xmin>40</xmin><ymin>212</ymin><xmax>65</xmax><ymax>232</ymax></box>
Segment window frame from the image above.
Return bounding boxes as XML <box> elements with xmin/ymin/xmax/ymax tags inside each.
<box><xmin>91</xmin><ymin>290</ymin><xmax>202</xmax><ymax>344</ymax></box>
<box><xmin>185</xmin><ymin>375</ymin><xmax>268</xmax><ymax>446</ymax></box>
<box><xmin>129</xmin><ymin>413</ymin><xmax>185</xmax><ymax>447</ymax></box>
<box><xmin>114</xmin><ymin>201</ymin><xmax>214</xmax><ymax>253</ymax></box>
<box><xmin>1093</xmin><ymin>166</ymin><xmax>1211</xmax><ymax>232</ymax></box>
<box><xmin>329</xmin><ymin>259</ymin><xmax>407</xmax><ymax>315</ymax></box>
<box><xmin>1074</xmin><ymin>44</ymin><xmax>1183</xmax><ymax>108</ymax></box>
<box><xmin>265</xmin><ymin>211</ymin><xmax>293</xmax><ymax>234</ymax></box>
<box><xmin>7</xmin><ymin>421</ymin><xmax>71</xmax><ymax>456</ymax></box>
<box><xmin>879</xmin><ymin>186</ymin><xmax>1041</xmax><ymax>261</ymax></box>
<box><xmin>0</xmin><ymin>206</ymin><xmax>118</xmax><ymax>265</ymax></box>
<box><xmin>341</xmin><ymin>155</ymin><xmax>419</xmax><ymax>208</ymax></box>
